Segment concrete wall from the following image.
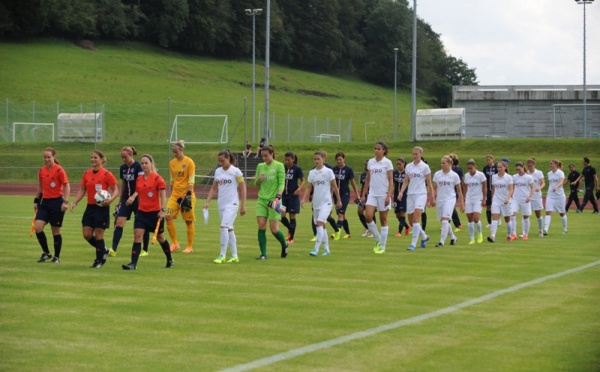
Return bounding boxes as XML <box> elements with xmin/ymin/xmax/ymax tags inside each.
<box><xmin>452</xmin><ymin>85</ymin><xmax>600</xmax><ymax>138</ymax></box>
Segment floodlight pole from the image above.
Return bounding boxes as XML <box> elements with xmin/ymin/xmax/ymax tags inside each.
<box><xmin>410</xmin><ymin>0</ymin><xmax>417</xmax><ymax>142</ymax></box>
<box><xmin>575</xmin><ymin>0</ymin><xmax>594</xmax><ymax>138</ymax></box>
<box><xmin>245</xmin><ymin>8</ymin><xmax>263</xmax><ymax>143</ymax></box>
<box><xmin>393</xmin><ymin>47</ymin><xmax>399</xmax><ymax>140</ymax></box>
<box><xmin>264</xmin><ymin>0</ymin><xmax>271</xmax><ymax>146</ymax></box>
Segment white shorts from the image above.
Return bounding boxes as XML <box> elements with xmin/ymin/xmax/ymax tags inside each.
<box><xmin>545</xmin><ymin>195</ymin><xmax>566</xmax><ymax>214</ymax></box>
<box><xmin>436</xmin><ymin>199</ymin><xmax>456</xmax><ymax>220</ymax></box>
<box><xmin>492</xmin><ymin>202</ymin><xmax>512</xmax><ymax>217</ymax></box>
<box><xmin>218</xmin><ymin>206</ymin><xmax>239</xmax><ymax>229</ymax></box>
<box><xmin>465</xmin><ymin>201</ymin><xmax>483</xmax><ymax>214</ymax></box>
<box><xmin>366</xmin><ymin>195</ymin><xmax>391</xmax><ymax>212</ymax></box>
<box><xmin>313</xmin><ymin>203</ymin><xmax>333</xmax><ymax>224</ymax></box>
<box><xmin>407</xmin><ymin>194</ymin><xmax>428</xmax><ymax>214</ymax></box>
<box><xmin>511</xmin><ymin>199</ymin><xmax>532</xmax><ymax>216</ymax></box>
<box><xmin>530</xmin><ymin>197</ymin><xmax>544</xmax><ymax>211</ymax></box>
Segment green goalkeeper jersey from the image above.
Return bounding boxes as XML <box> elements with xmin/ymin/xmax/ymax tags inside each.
<box><xmin>255</xmin><ymin>160</ymin><xmax>285</xmax><ymax>200</ymax></box>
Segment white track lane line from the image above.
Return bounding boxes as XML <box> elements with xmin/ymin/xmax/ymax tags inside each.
<box><xmin>218</xmin><ymin>259</ymin><xmax>600</xmax><ymax>372</ymax></box>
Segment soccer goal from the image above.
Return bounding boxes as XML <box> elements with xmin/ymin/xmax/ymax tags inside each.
<box><xmin>12</xmin><ymin>122</ymin><xmax>55</xmax><ymax>142</ymax></box>
<box><xmin>169</xmin><ymin>115</ymin><xmax>228</xmax><ymax>144</ymax></box>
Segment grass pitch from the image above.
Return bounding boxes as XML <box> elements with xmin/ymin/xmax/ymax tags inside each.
<box><xmin>1</xmin><ymin>195</ymin><xmax>599</xmax><ymax>371</ymax></box>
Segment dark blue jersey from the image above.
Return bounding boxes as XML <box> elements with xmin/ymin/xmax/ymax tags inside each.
<box><xmin>283</xmin><ymin>164</ymin><xmax>304</xmax><ymax>198</ymax></box>
<box><xmin>333</xmin><ymin>165</ymin><xmax>355</xmax><ymax>195</ymax></box>
<box><xmin>393</xmin><ymin>170</ymin><xmax>406</xmax><ymax>198</ymax></box>
<box><xmin>119</xmin><ymin>161</ymin><xmax>143</xmax><ymax>200</ymax></box>
<box><xmin>483</xmin><ymin>164</ymin><xmax>498</xmax><ymax>191</ymax></box>
<box><xmin>453</xmin><ymin>166</ymin><xmax>464</xmax><ymax>181</ymax></box>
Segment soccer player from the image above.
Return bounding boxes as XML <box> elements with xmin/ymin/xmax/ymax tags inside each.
<box><xmin>462</xmin><ymin>159</ymin><xmax>487</xmax><ymax>244</ymax></box>
<box><xmin>432</xmin><ymin>156</ymin><xmax>464</xmax><ymax>247</ymax></box>
<box><xmin>393</xmin><ymin>157</ymin><xmax>411</xmax><ymax>237</ymax></box>
<box><xmin>398</xmin><ymin>146</ymin><xmax>435</xmax><ymax>251</ymax></box>
<box><xmin>526</xmin><ymin>158</ymin><xmax>546</xmax><ymax>237</ymax></box>
<box><xmin>544</xmin><ymin>159</ymin><xmax>568</xmax><ymax>235</ymax></box>
<box><xmin>332</xmin><ymin>152</ymin><xmax>359</xmax><ymax>239</ymax></box>
<box><xmin>302</xmin><ymin>151</ymin><xmax>342</xmax><ymax>256</ymax></box>
<box><xmin>110</xmin><ymin>146</ymin><xmax>147</xmax><ymax>257</ymax></box>
<box><xmin>357</xmin><ymin>160</ymin><xmax>375</xmax><ymax>237</ymax></box>
<box><xmin>166</xmin><ymin>140</ymin><xmax>196</xmax><ymax>253</ymax></box>
<box><xmin>510</xmin><ymin>162</ymin><xmax>535</xmax><ymax>240</ymax></box>
<box><xmin>361</xmin><ymin>142</ymin><xmax>394</xmax><ymax>254</ymax></box>
<box><xmin>280</xmin><ymin>151</ymin><xmax>304</xmax><ymax>244</ymax></box>
<box><xmin>565</xmin><ymin>163</ymin><xmax>581</xmax><ymax>212</ymax></box>
<box><xmin>33</xmin><ymin>147</ymin><xmax>70</xmax><ymax>264</ymax></box>
<box><xmin>482</xmin><ymin>154</ymin><xmax>498</xmax><ymax>226</ymax></box>
<box><xmin>487</xmin><ymin>160</ymin><xmax>513</xmax><ymax>243</ymax></box>
<box><xmin>70</xmin><ymin>150</ymin><xmax>118</xmax><ymax>268</ymax></box>
<box><xmin>204</xmin><ymin>149</ymin><xmax>247</xmax><ymax>263</ymax></box>
<box><xmin>448</xmin><ymin>153</ymin><xmax>463</xmax><ymax>232</ymax></box>
<box><xmin>121</xmin><ymin>154</ymin><xmax>174</xmax><ymax>270</ymax></box>
<box><xmin>574</xmin><ymin>157</ymin><xmax>599</xmax><ymax>214</ymax></box>
<box><xmin>254</xmin><ymin>144</ymin><xmax>288</xmax><ymax>260</ymax></box>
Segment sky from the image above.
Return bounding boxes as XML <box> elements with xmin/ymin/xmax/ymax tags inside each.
<box><xmin>416</xmin><ymin>0</ymin><xmax>600</xmax><ymax>86</ymax></box>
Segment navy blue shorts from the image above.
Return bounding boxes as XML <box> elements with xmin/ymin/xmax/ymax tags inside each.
<box><xmin>82</xmin><ymin>204</ymin><xmax>110</xmax><ymax>229</ymax></box>
<box><xmin>334</xmin><ymin>193</ymin><xmax>351</xmax><ymax>215</ymax></box>
<box><xmin>283</xmin><ymin>195</ymin><xmax>301</xmax><ymax>214</ymax></box>
<box><xmin>134</xmin><ymin>210</ymin><xmax>164</xmax><ymax>234</ymax></box>
<box><xmin>36</xmin><ymin>197</ymin><xmax>66</xmax><ymax>227</ymax></box>
<box><xmin>395</xmin><ymin>194</ymin><xmax>407</xmax><ymax>213</ymax></box>
<box><xmin>486</xmin><ymin>190</ymin><xmax>492</xmax><ymax>206</ymax></box>
<box><xmin>116</xmin><ymin>198</ymin><xmax>139</xmax><ymax>220</ymax></box>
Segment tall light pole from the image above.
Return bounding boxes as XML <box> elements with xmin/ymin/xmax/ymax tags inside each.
<box><xmin>410</xmin><ymin>0</ymin><xmax>417</xmax><ymax>142</ymax></box>
<box><xmin>264</xmin><ymin>0</ymin><xmax>271</xmax><ymax>145</ymax></box>
<box><xmin>245</xmin><ymin>8</ymin><xmax>263</xmax><ymax>143</ymax></box>
<box><xmin>393</xmin><ymin>47</ymin><xmax>398</xmax><ymax>140</ymax></box>
<box><xmin>575</xmin><ymin>0</ymin><xmax>594</xmax><ymax>138</ymax></box>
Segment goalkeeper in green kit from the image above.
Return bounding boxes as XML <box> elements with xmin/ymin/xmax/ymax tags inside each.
<box><xmin>254</xmin><ymin>144</ymin><xmax>289</xmax><ymax>259</ymax></box>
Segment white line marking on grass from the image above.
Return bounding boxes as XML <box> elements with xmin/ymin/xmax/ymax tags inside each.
<box><xmin>218</xmin><ymin>260</ymin><xmax>600</xmax><ymax>372</ymax></box>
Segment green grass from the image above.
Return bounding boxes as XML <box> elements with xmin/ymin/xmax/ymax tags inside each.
<box><xmin>1</xmin><ymin>195</ymin><xmax>599</xmax><ymax>371</ymax></box>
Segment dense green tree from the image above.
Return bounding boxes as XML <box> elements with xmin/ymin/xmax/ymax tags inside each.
<box><xmin>142</xmin><ymin>0</ymin><xmax>189</xmax><ymax>48</ymax></box>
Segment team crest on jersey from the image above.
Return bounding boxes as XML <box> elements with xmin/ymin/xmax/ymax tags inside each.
<box><xmin>50</xmin><ymin>182</ymin><xmax>56</xmax><ymax>188</ymax></box>
<box><xmin>182</xmin><ymin>165</ymin><xmax>187</xmax><ymax>169</ymax></box>
<box><xmin>148</xmin><ymin>191</ymin><xmax>154</xmax><ymax>198</ymax></box>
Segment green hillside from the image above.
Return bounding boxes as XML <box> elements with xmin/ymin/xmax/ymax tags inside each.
<box><xmin>0</xmin><ymin>39</ymin><xmax>427</xmax><ymax>143</ymax></box>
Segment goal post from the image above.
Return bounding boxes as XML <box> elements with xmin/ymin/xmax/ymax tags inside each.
<box><xmin>169</xmin><ymin>115</ymin><xmax>228</xmax><ymax>144</ymax></box>
<box><xmin>12</xmin><ymin>122</ymin><xmax>55</xmax><ymax>142</ymax></box>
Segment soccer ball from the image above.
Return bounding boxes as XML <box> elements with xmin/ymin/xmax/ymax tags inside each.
<box><xmin>94</xmin><ymin>190</ymin><xmax>111</xmax><ymax>206</ymax></box>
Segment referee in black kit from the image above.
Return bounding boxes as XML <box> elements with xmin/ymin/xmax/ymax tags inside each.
<box><xmin>575</xmin><ymin>157</ymin><xmax>599</xmax><ymax>214</ymax></box>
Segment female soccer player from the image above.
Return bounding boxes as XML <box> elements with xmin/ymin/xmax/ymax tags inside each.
<box><xmin>121</xmin><ymin>154</ymin><xmax>174</xmax><ymax>270</ymax></box>
<box><xmin>398</xmin><ymin>146</ymin><xmax>435</xmax><ymax>251</ymax></box>
<box><xmin>332</xmin><ymin>152</ymin><xmax>359</xmax><ymax>239</ymax></box>
<box><xmin>302</xmin><ymin>151</ymin><xmax>342</xmax><ymax>256</ymax></box>
<box><xmin>70</xmin><ymin>150</ymin><xmax>118</xmax><ymax>268</ymax></box>
<box><xmin>33</xmin><ymin>147</ymin><xmax>70</xmax><ymax>263</ymax></box>
<box><xmin>393</xmin><ymin>157</ymin><xmax>411</xmax><ymax>236</ymax></box>
<box><xmin>526</xmin><ymin>158</ymin><xmax>546</xmax><ymax>237</ymax></box>
<box><xmin>361</xmin><ymin>142</ymin><xmax>394</xmax><ymax>254</ymax></box>
<box><xmin>448</xmin><ymin>153</ymin><xmax>464</xmax><ymax>232</ymax></box>
<box><xmin>204</xmin><ymin>149</ymin><xmax>247</xmax><ymax>263</ymax></box>
<box><xmin>483</xmin><ymin>154</ymin><xmax>498</xmax><ymax>226</ymax></box>
<box><xmin>166</xmin><ymin>140</ymin><xmax>196</xmax><ymax>253</ymax></box>
<box><xmin>357</xmin><ymin>159</ymin><xmax>374</xmax><ymax>237</ymax></box>
<box><xmin>510</xmin><ymin>162</ymin><xmax>535</xmax><ymax>240</ymax></box>
<box><xmin>432</xmin><ymin>156</ymin><xmax>464</xmax><ymax>247</ymax></box>
<box><xmin>110</xmin><ymin>146</ymin><xmax>146</xmax><ymax>257</ymax></box>
<box><xmin>487</xmin><ymin>160</ymin><xmax>513</xmax><ymax>243</ymax></box>
<box><xmin>280</xmin><ymin>151</ymin><xmax>304</xmax><ymax>244</ymax></box>
<box><xmin>254</xmin><ymin>145</ymin><xmax>288</xmax><ymax>260</ymax></box>
<box><xmin>462</xmin><ymin>159</ymin><xmax>487</xmax><ymax>244</ymax></box>
<box><xmin>544</xmin><ymin>159</ymin><xmax>568</xmax><ymax>235</ymax></box>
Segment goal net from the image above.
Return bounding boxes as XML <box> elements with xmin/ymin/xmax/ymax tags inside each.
<box><xmin>169</xmin><ymin>115</ymin><xmax>228</xmax><ymax>144</ymax></box>
<box><xmin>12</xmin><ymin>122</ymin><xmax>55</xmax><ymax>142</ymax></box>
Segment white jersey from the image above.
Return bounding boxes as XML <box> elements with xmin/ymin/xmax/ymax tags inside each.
<box><xmin>405</xmin><ymin>160</ymin><xmax>431</xmax><ymax>195</ymax></box>
<box><xmin>492</xmin><ymin>173</ymin><xmax>513</xmax><ymax>204</ymax></box>
<box><xmin>214</xmin><ymin>165</ymin><xmax>243</xmax><ymax>209</ymax></box>
<box><xmin>464</xmin><ymin>171</ymin><xmax>486</xmax><ymax>203</ymax></box>
<box><xmin>529</xmin><ymin>169</ymin><xmax>544</xmax><ymax>201</ymax></box>
<box><xmin>308</xmin><ymin>166</ymin><xmax>335</xmax><ymax>208</ymax></box>
<box><xmin>547</xmin><ymin>169</ymin><xmax>566</xmax><ymax>198</ymax></box>
<box><xmin>433</xmin><ymin>170</ymin><xmax>460</xmax><ymax>202</ymax></box>
<box><xmin>512</xmin><ymin>173</ymin><xmax>534</xmax><ymax>203</ymax></box>
<box><xmin>366</xmin><ymin>157</ymin><xmax>393</xmax><ymax>197</ymax></box>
